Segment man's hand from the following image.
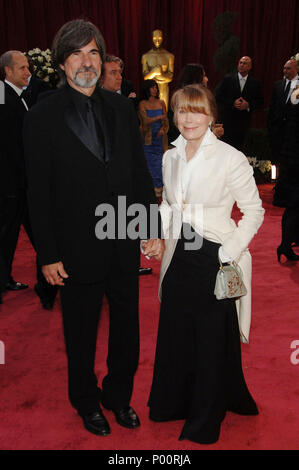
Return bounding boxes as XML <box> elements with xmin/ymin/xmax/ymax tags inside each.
<box><xmin>128</xmin><ymin>92</ymin><xmax>137</xmax><ymax>99</ymax></box>
<box><xmin>142</xmin><ymin>239</ymin><xmax>165</xmax><ymax>261</ymax></box>
<box><xmin>42</xmin><ymin>262</ymin><xmax>69</xmax><ymax>286</ymax></box>
<box><xmin>234</xmin><ymin>97</ymin><xmax>249</xmax><ymax>110</ymax></box>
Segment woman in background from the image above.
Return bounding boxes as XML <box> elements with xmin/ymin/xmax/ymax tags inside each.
<box><xmin>139</xmin><ymin>79</ymin><xmax>169</xmax><ymax>199</ymax></box>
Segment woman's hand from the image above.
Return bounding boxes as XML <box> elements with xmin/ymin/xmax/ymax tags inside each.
<box><xmin>142</xmin><ymin>239</ymin><xmax>165</xmax><ymax>261</ymax></box>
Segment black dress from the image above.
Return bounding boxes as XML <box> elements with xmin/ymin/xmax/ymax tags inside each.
<box><xmin>148</xmin><ymin>225</ymin><xmax>258</xmax><ymax>444</ymax></box>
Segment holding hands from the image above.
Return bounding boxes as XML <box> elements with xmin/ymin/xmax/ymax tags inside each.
<box><xmin>141</xmin><ymin>239</ymin><xmax>165</xmax><ymax>261</ymax></box>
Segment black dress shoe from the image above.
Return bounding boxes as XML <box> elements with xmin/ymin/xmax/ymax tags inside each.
<box><xmin>34</xmin><ymin>284</ymin><xmax>55</xmax><ymax>310</ymax></box>
<box><xmin>103</xmin><ymin>403</ymin><xmax>140</xmax><ymax>429</ymax></box>
<box><xmin>138</xmin><ymin>267</ymin><xmax>152</xmax><ymax>276</ymax></box>
<box><xmin>82</xmin><ymin>410</ymin><xmax>111</xmax><ymax>436</ymax></box>
<box><xmin>5</xmin><ymin>280</ymin><xmax>28</xmax><ymax>291</ymax></box>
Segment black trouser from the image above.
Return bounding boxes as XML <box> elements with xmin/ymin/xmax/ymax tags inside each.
<box><xmin>0</xmin><ymin>192</ymin><xmax>24</xmax><ymax>284</ymax></box>
<box><xmin>281</xmin><ymin>207</ymin><xmax>299</xmax><ymax>248</ymax></box>
<box><xmin>59</xmin><ymin>254</ymin><xmax>140</xmax><ymax>417</ymax></box>
<box><xmin>0</xmin><ymin>190</ymin><xmax>57</xmax><ymax>298</ymax></box>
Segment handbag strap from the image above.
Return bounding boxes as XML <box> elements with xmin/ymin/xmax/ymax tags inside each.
<box><xmin>218</xmin><ymin>254</ymin><xmax>240</xmax><ymax>273</ymax></box>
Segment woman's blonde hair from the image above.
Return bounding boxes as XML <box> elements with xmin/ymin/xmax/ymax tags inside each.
<box><xmin>171</xmin><ymin>84</ymin><xmax>217</xmax><ymax>126</ymax></box>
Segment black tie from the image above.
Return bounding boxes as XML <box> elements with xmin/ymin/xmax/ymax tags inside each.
<box><xmin>86</xmin><ymin>99</ymin><xmax>106</xmax><ymax>162</ymax></box>
<box><xmin>284</xmin><ymin>80</ymin><xmax>291</xmax><ymax>103</ymax></box>
<box><xmin>86</xmin><ymin>99</ymin><xmax>99</xmax><ymax>145</ymax></box>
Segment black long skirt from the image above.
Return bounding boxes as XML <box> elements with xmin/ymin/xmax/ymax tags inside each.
<box><xmin>148</xmin><ymin>226</ymin><xmax>258</xmax><ymax>444</ymax></box>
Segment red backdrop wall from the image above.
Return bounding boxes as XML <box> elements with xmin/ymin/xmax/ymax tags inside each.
<box><xmin>1</xmin><ymin>0</ymin><xmax>299</xmax><ymax>127</ymax></box>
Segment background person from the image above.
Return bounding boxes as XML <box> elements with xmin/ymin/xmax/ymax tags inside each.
<box><xmin>268</xmin><ymin>59</ymin><xmax>299</xmax><ymax>262</ymax></box>
<box><xmin>215</xmin><ymin>56</ymin><xmax>263</xmax><ymax>151</ymax></box>
<box><xmin>138</xmin><ymin>79</ymin><xmax>169</xmax><ymax>200</ymax></box>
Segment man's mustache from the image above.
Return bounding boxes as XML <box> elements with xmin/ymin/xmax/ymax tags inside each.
<box><xmin>75</xmin><ymin>66</ymin><xmax>98</xmax><ymax>76</ymax></box>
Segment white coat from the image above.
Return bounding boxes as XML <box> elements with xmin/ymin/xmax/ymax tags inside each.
<box><xmin>159</xmin><ymin>129</ymin><xmax>265</xmax><ymax>343</ymax></box>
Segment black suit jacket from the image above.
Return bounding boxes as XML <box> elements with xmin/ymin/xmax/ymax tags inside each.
<box><xmin>267</xmin><ymin>78</ymin><xmax>293</xmax><ymax>162</ymax></box>
<box><xmin>0</xmin><ymin>83</ymin><xmax>28</xmax><ymax>194</ymax></box>
<box><xmin>23</xmin><ymin>85</ymin><xmax>157</xmax><ymax>283</ymax></box>
<box><xmin>121</xmin><ymin>78</ymin><xmax>138</xmax><ymax>109</ymax></box>
<box><xmin>215</xmin><ymin>73</ymin><xmax>264</xmax><ymax>135</ymax></box>
<box><xmin>22</xmin><ymin>75</ymin><xmax>51</xmax><ymax>108</ymax></box>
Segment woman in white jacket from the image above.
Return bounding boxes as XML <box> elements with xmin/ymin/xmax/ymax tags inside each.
<box><xmin>146</xmin><ymin>85</ymin><xmax>264</xmax><ymax>444</ymax></box>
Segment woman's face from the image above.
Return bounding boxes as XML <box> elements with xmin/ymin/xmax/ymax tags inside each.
<box><xmin>177</xmin><ymin>106</ymin><xmax>211</xmax><ymax>144</ymax></box>
<box><xmin>150</xmin><ymin>85</ymin><xmax>158</xmax><ymax>97</ymax></box>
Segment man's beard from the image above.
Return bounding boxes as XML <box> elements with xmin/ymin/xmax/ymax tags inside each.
<box><xmin>73</xmin><ymin>66</ymin><xmax>99</xmax><ymax>88</ymax></box>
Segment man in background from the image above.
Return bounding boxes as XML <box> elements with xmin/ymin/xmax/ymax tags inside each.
<box><xmin>215</xmin><ymin>56</ymin><xmax>264</xmax><ymax>151</ymax></box>
<box><xmin>0</xmin><ymin>50</ymin><xmax>58</xmax><ymax>309</ymax></box>
<box><xmin>267</xmin><ymin>58</ymin><xmax>299</xmax><ymax>164</ymax></box>
<box><xmin>101</xmin><ymin>54</ymin><xmax>138</xmax><ymax>106</ymax></box>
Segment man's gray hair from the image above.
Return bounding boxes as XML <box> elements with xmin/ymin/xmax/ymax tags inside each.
<box><xmin>52</xmin><ymin>19</ymin><xmax>106</xmax><ymax>87</ymax></box>
<box><xmin>104</xmin><ymin>54</ymin><xmax>124</xmax><ymax>71</ymax></box>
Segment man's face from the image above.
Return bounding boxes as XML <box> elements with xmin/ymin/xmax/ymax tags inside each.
<box><xmin>152</xmin><ymin>30</ymin><xmax>163</xmax><ymax>49</ymax></box>
<box><xmin>283</xmin><ymin>60</ymin><xmax>298</xmax><ymax>80</ymax></box>
<box><xmin>5</xmin><ymin>53</ymin><xmax>31</xmax><ymax>89</ymax></box>
<box><xmin>102</xmin><ymin>61</ymin><xmax>122</xmax><ymax>92</ymax></box>
<box><xmin>60</xmin><ymin>38</ymin><xmax>102</xmax><ymax>93</ymax></box>
<box><xmin>237</xmin><ymin>56</ymin><xmax>252</xmax><ymax>76</ymax></box>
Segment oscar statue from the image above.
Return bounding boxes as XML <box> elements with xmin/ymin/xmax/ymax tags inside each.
<box><xmin>141</xmin><ymin>29</ymin><xmax>174</xmax><ymax>110</ymax></box>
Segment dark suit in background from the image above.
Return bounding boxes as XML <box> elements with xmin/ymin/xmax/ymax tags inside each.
<box><xmin>268</xmin><ymin>74</ymin><xmax>299</xmax><ymax>257</ymax></box>
<box><xmin>267</xmin><ymin>78</ymin><xmax>294</xmax><ymax>164</ymax></box>
<box><xmin>22</xmin><ymin>75</ymin><xmax>51</xmax><ymax>108</ymax></box>
<box><xmin>0</xmin><ymin>83</ymin><xmax>27</xmax><ymax>284</ymax></box>
<box><xmin>0</xmin><ymin>81</ymin><xmax>57</xmax><ymax>303</ymax></box>
<box><xmin>215</xmin><ymin>73</ymin><xmax>264</xmax><ymax>151</ymax></box>
<box><xmin>121</xmin><ymin>77</ymin><xmax>138</xmax><ymax>109</ymax></box>
<box><xmin>24</xmin><ymin>84</ymin><xmax>157</xmax><ymax>416</ymax></box>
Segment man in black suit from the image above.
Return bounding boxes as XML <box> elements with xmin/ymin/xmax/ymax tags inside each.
<box><xmin>22</xmin><ymin>74</ymin><xmax>51</xmax><ymax>109</ymax></box>
<box><xmin>267</xmin><ymin>58</ymin><xmax>299</xmax><ymax>260</ymax></box>
<box><xmin>267</xmin><ymin>59</ymin><xmax>299</xmax><ymax>164</ymax></box>
<box><xmin>0</xmin><ymin>50</ymin><xmax>58</xmax><ymax>308</ymax></box>
<box><xmin>23</xmin><ymin>19</ymin><xmax>163</xmax><ymax>436</ymax></box>
<box><xmin>0</xmin><ymin>51</ymin><xmax>31</xmax><ymax>293</ymax></box>
<box><xmin>215</xmin><ymin>56</ymin><xmax>264</xmax><ymax>151</ymax></box>
<box><xmin>101</xmin><ymin>54</ymin><xmax>138</xmax><ymax>107</ymax></box>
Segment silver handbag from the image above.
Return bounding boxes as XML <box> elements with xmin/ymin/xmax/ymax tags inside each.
<box><xmin>214</xmin><ymin>256</ymin><xmax>247</xmax><ymax>300</ymax></box>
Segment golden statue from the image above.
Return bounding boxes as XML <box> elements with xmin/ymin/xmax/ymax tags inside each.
<box><xmin>141</xmin><ymin>29</ymin><xmax>174</xmax><ymax>110</ymax></box>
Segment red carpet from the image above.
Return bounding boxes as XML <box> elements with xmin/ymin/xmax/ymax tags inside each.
<box><xmin>1</xmin><ymin>184</ymin><xmax>299</xmax><ymax>450</ymax></box>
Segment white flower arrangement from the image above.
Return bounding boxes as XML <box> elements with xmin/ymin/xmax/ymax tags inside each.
<box><xmin>26</xmin><ymin>48</ymin><xmax>58</xmax><ymax>88</ymax></box>
<box><xmin>247</xmin><ymin>157</ymin><xmax>272</xmax><ymax>174</ymax></box>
